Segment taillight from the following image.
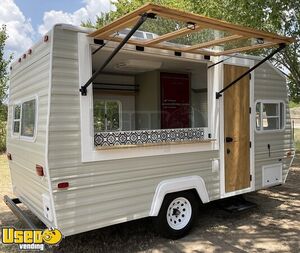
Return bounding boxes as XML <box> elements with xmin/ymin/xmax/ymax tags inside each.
<box><xmin>57</xmin><ymin>182</ymin><xmax>69</xmax><ymax>189</ymax></box>
<box><xmin>7</xmin><ymin>153</ymin><xmax>12</xmax><ymax>160</ymax></box>
<box><xmin>36</xmin><ymin>164</ymin><xmax>44</xmax><ymax>176</ymax></box>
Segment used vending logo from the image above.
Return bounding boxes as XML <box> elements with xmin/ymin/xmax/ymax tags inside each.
<box><xmin>2</xmin><ymin>227</ymin><xmax>63</xmax><ymax>251</ymax></box>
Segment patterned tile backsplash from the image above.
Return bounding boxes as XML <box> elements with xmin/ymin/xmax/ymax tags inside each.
<box><xmin>94</xmin><ymin>128</ymin><xmax>206</xmax><ymax>147</ymax></box>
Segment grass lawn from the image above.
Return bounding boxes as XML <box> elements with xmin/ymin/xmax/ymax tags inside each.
<box><xmin>289</xmin><ymin>101</ymin><xmax>300</xmax><ymax>109</ymax></box>
<box><xmin>294</xmin><ymin>128</ymin><xmax>300</xmax><ymax>152</ymax></box>
<box><xmin>0</xmin><ymin>154</ymin><xmax>12</xmax><ymax>198</ymax></box>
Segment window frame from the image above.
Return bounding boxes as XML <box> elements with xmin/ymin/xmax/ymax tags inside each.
<box><xmin>255</xmin><ymin>100</ymin><xmax>286</xmax><ymax>133</ymax></box>
<box><xmin>12</xmin><ymin>104</ymin><xmax>21</xmax><ymax>136</ymax></box>
<box><xmin>93</xmin><ymin>99</ymin><xmax>122</xmax><ymax>132</ymax></box>
<box><xmin>11</xmin><ymin>96</ymin><xmax>38</xmax><ymax>142</ymax></box>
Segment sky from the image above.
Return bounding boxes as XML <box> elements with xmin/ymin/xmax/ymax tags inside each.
<box><xmin>0</xmin><ymin>0</ymin><xmax>114</xmax><ymax>59</ymax></box>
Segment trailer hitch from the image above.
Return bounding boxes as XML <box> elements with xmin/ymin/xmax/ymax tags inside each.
<box><xmin>80</xmin><ymin>12</ymin><xmax>156</xmax><ymax>96</ymax></box>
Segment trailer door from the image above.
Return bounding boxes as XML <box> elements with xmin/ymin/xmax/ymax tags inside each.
<box><xmin>224</xmin><ymin>64</ymin><xmax>250</xmax><ymax>192</ymax></box>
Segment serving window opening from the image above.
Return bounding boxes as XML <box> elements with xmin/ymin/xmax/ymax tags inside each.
<box><xmin>91</xmin><ymin>46</ymin><xmax>209</xmax><ymax>147</ymax></box>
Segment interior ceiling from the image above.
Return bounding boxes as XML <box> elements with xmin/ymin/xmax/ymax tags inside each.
<box><xmin>92</xmin><ymin>49</ymin><xmax>206</xmax><ymax>74</ymax></box>
<box><xmin>89</xmin><ymin>3</ymin><xmax>294</xmax><ymax>57</ymax></box>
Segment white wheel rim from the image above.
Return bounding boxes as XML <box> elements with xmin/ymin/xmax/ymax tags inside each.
<box><xmin>166</xmin><ymin>197</ymin><xmax>192</xmax><ymax>230</ymax></box>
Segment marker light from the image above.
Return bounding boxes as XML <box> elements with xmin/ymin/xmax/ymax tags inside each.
<box><xmin>7</xmin><ymin>153</ymin><xmax>12</xmax><ymax>160</ymax></box>
<box><xmin>36</xmin><ymin>165</ymin><xmax>44</xmax><ymax>176</ymax></box>
<box><xmin>58</xmin><ymin>182</ymin><xmax>69</xmax><ymax>189</ymax></box>
<box><xmin>44</xmin><ymin>35</ymin><xmax>49</xmax><ymax>42</ymax></box>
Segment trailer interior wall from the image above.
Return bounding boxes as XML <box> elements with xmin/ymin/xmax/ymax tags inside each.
<box><xmin>91</xmin><ymin>50</ymin><xmax>209</xmax><ymax>131</ymax></box>
<box><xmin>6</xmin><ymin>32</ymin><xmax>54</xmax><ymax>227</ymax></box>
<box><xmin>253</xmin><ymin>62</ymin><xmax>294</xmax><ymax>189</ymax></box>
<box><xmin>47</xmin><ymin>27</ymin><xmax>220</xmax><ymax>236</ymax></box>
<box><xmin>93</xmin><ymin>74</ymin><xmax>136</xmax><ymax>131</ymax></box>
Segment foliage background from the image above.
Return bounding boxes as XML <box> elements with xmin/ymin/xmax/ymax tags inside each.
<box><xmin>0</xmin><ymin>25</ymin><xmax>10</xmax><ymax>153</ymax></box>
<box><xmin>86</xmin><ymin>0</ymin><xmax>300</xmax><ymax>102</ymax></box>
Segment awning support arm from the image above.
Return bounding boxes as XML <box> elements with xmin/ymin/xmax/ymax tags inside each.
<box><xmin>80</xmin><ymin>12</ymin><xmax>156</xmax><ymax>96</ymax></box>
<box><xmin>208</xmin><ymin>55</ymin><xmax>235</xmax><ymax>69</ymax></box>
<box><xmin>216</xmin><ymin>43</ymin><xmax>286</xmax><ymax>99</ymax></box>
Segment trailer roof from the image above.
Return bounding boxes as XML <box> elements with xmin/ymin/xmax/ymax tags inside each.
<box><xmin>89</xmin><ymin>3</ymin><xmax>294</xmax><ymax>56</ymax></box>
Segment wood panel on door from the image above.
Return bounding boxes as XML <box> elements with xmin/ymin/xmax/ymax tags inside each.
<box><xmin>224</xmin><ymin>64</ymin><xmax>250</xmax><ymax>193</ymax></box>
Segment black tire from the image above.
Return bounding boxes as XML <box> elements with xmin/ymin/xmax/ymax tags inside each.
<box><xmin>154</xmin><ymin>191</ymin><xmax>199</xmax><ymax>239</ymax></box>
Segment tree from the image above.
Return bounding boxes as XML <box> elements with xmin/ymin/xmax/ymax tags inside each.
<box><xmin>0</xmin><ymin>25</ymin><xmax>11</xmax><ymax>152</ymax></box>
<box><xmin>87</xmin><ymin>0</ymin><xmax>300</xmax><ymax>101</ymax></box>
<box><xmin>0</xmin><ymin>25</ymin><xmax>10</xmax><ymax>106</ymax></box>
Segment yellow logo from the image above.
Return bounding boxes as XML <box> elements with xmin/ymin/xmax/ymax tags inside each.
<box><xmin>41</xmin><ymin>229</ymin><xmax>62</xmax><ymax>245</ymax></box>
<box><xmin>2</xmin><ymin>227</ymin><xmax>63</xmax><ymax>251</ymax></box>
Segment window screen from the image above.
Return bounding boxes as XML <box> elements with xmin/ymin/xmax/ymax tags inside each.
<box><xmin>13</xmin><ymin>105</ymin><xmax>21</xmax><ymax>134</ymax></box>
<box><xmin>21</xmin><ymin>99</ymin><xmax>36</xmax><ymax>137</ymax></box>
<box><xmin>256</xmin><ymin>101</ymin><xmax>285</xmax><ymax>131</ymax></box>
<box><xmin>94</xmin><ymin>100</ymin><xmax>121</xmax><ymax>132</ymax></box>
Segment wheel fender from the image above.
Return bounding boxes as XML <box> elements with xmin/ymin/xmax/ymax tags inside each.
<box><xmin>149</xmin><ymin>176</ymin><xmax>210</xmax><ymax>216</ymax></box>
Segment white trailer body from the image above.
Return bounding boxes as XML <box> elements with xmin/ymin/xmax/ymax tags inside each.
<box><xmin>6</xmin><ymin>20</ymin><xmax>294</xmax><ymax>237</ymax></box>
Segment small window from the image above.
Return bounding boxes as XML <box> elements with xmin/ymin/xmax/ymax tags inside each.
<box><xmin>13</xmin><ymin>105</ymin><xmax>21</xmax><ymax>134</ymax></box>
<box><xmin>21</xmin><ymin>99</ymin><xmax>36</xmax><ymax>137</ymax></box>
<box><xmin>94</xmin><ymin>100</ymin><xmax>121</xmax><ymax>132</ymax></box>
<box><xmin>256</xmin><ymin>101</ymin><xmax>285</xmax><ymax>131</ymax></box>
<box><xmin>12</xmin><ymin>99</ymin><xmax>36</xmax><ymax>139</ymax></box>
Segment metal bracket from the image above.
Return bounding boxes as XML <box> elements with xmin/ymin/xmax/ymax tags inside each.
<box><xmin>4</xmin><ymin>195</ymin><xmax>44</xmax><ymax>229</ymax></box>
<box><xmin>80</xmin><ymin>12</ymin><xmax>156</xmax><ymax>96</ymax></box>
<box><xmin>216</xmin><ymin>43</ymin><xmax>286</xmax><ymax>99</ymax></box>
<box><xmin>208</xmin><ymin>55</ymin><xmax>235</xmax><ymax>69</ymax></box>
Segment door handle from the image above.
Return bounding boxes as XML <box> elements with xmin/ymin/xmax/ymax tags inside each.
<box><xmin>226</xmin><ymin>137</ymin><xmax>233</xmax><ymax>143</ymax></box>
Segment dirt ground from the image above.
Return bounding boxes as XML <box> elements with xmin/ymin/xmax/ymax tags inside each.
<box><xmin>0</xmin><ymin>154</ymin><xmax>299</xmax><ymax>253</ymax></box>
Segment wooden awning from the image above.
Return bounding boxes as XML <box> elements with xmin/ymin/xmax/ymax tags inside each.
<box><xmin>89</xmin><ymin>3</ymin><xmax>294</xmax><ymax>56</ymax></box>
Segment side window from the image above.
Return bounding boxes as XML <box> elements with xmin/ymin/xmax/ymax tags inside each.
<box><xmin>13</xmin><ymin>105</ymin><xmax>21</xmax><ymax>134</ymax></box>
<box><xmin>94</xmin><ymin>100</ymin><xmax>121</xmax><ymax>132</ymax></box>
<box><xmin>256</xmin><ymin>101</ymin><xmax>285</xmax><ymax>131</ymax></box>
<box><xmin>12</xmin><ymin>99</ymin><xmax>36</xmax><ymax>139</ymax></box>
<box><xmin>21</xmin><ymin>99</ymin><xmax>36</xmax><ymax>137</ymax></box>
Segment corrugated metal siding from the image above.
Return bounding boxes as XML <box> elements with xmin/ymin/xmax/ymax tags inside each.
<box><xmin>7</xmin><ymin>35</ymin><xmax>53</xmax><ymax>226</ymax></box>
<box><xmin>49</xmin><ymin>27</ymin><xmax>220</xmax><ymax>236</ymax></box>
<box><xmin>254</xmin><ymin>62</ymin><xmax>293</xmax><ymax>190</ymax></box>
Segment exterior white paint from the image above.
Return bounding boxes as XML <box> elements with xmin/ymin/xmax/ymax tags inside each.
<box><xmin>262</xmin><ymin>163</ymin><xmax>283</xmax><ymax>187</ymax></box>
<box><xmin>149</xmin><ymin>176</ymin><xmax>209</xmax><ymax>216</ymax></box>
<box><xmin>6</xmin><ymin>24</ymin><xmax>294</xmax><ymax>237</ymax></box>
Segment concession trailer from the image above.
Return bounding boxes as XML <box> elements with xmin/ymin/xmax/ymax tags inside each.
<box><xmin>5</xmin><ymin>3</ymin><xmax>295</xmax><ymax>239</ymax></box>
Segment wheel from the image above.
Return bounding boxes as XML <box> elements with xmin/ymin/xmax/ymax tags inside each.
<box><xmin>154</xmin><ymin>191</ymin><xmax>199</xmax><ymax>239</ymax></box>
